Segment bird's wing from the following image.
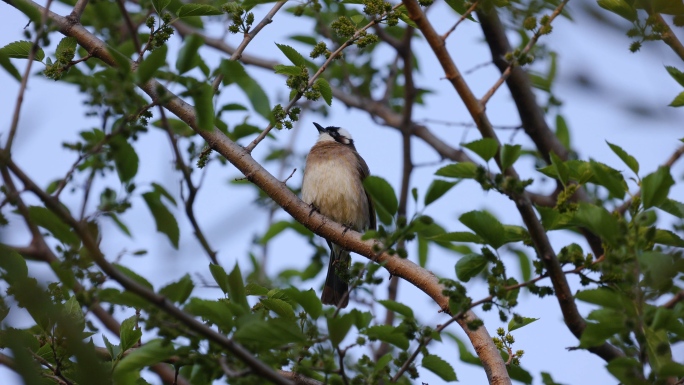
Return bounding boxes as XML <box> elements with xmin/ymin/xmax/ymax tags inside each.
<box><xmin>355</xmin><ymin>152</ymin><xmax>377</xmax><ymax>230</ymax></box>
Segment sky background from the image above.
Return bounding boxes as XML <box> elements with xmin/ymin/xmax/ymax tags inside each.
<box><xmin>0</xmin><ymin>0</ymin><xmax>683</xmax><ymax>384</ymax></box>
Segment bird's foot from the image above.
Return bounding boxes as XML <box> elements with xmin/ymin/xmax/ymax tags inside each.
<box><xmin>308</xmin><ymin>203</ymin><xmax>320</xmax><ymax>217</ymax></box>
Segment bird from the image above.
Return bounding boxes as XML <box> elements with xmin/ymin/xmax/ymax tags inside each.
<box><xmin>301</xmin><ymin>122</ymin><xmax>376</xmax><ymax>308</ymax></box>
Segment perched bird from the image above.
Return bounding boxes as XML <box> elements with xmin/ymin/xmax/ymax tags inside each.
<box><xmin>301</xmin><ymin>122</ymin><xmax>376</xmax><ymax>308</ymax></box>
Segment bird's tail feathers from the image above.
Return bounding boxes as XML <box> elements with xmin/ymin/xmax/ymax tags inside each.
<box><xmin>321</xmin><ymin>245</ymin><xmax>350</xmax><ymax>308</ymax></box>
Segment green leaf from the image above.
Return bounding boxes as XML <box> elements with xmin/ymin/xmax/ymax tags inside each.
<box><xmin>0</xmin><ymin>51</ymin><xmax>21</xmax><ymax>81</ymax></box>
<box><xmin>422</xmin><ymin>354</ymin><xmax>457</xmax><ymax>382</ymax></box>
<box><xmin>500</xmin><ymin>144</ymin><xmax>521</xmax><ymax>170</ymax></box>
<box><xmin>597</xmin><ymin>0</ymin><xmax>637</xmax><ymax>21</ymax></box>
<box><xmin>191</xmin><ymin>82</ymin><xmax>214</xmax><ymax>132</ymax></box>
<box><xmin>114</xmin><ymin>264</ymin><xmax>154</xmax><ymax>290</ymax></box>
<box><xmin>365</xmin><ymin>325</ymin><xmax>409</xmax><ymax>350</ymax></box>
<box><xmin>184</xmin><ymin>298</ymin><xmax>233</xmax><ymax>331</ymax></box>
<box><xmin>638</xmin><ymin>251</ymin><xmax>676</xmax><ymax>289</ymax></box>
<box><xmin>350</xmin><ymin>14</ymin><xmax>365</xmax><ymax>24</ymax></box>
<box><xmin>428</xmin><ymin>231</ymin><xmax>484</xmax><ymax>244</ymax></box>
<box><xmin>27</xmin><ymin>206</ymin><xmax>79</xmax><ymax>246</ymax></box>
<box><xmin>228</xmin><ymin>263</ymin><xmax>249</xmax><ymax>309</ymax></box>
<box><xmin>261</xmin><ymin>298</ymin><xmax>295</xmax><ymax>319</ymax></box>
<box><xmin>568</xmin><ymin>203</ymin><xmax>621</xmax><ymax>246</ymax></box>
<box><xmin>549</xmin><ymin>152</ymin><xmax>569</xmax><ymax>186</ymax></box>
<box><xmin>0</xmin><ymin>40</ymin><xmax>45</xmax><ymax>62</ymax></box>
<box><xmin>377</xmin><ymin>300</ymin><xmax>414</xmax><ymax>319</ymax></box>
<box><xmin>589</xmin><ymin>160</ymin><xmax>626</xmax><ymax>199</ymax></box>
<box><xmin>152</xmin><ymin>0</ymin><xmax>171</xmax><ymax>13</ymax></box>
<box><xmin>579</xmin><ymin>321</ymin><xmax>625</xmax><ymax>348</ymax></box>
<box><xmin>424</xmin><ymin>179</ymin><xmax>458</xmax><ymax>206</ymax></box>
<box><xmin>159</xmin><ymin>274</ymin><xmax>194</xmax><ymax>303</ymax></box>
<box><xmin>653</xmin><ymin>229</ymin><xmax>684</xmax><ymax>247</ymax></box>
<box><xmin>56</xmin><ymin>37</ymin><xmax>77</xmax><ymax>59</ymax></box>
<box><xmin>233</xmin><ymin>318</ymin><xmax>306</xmax><ymax>349</ymax></box>
<box><xmin>120</xmin><ymin>316</ymin><xmax>142</xmax><ymax>352</ymax></box>
<box><xmin>327</xmin><ymin>313</ymin><xmax>354</xmax><ymax>347</ymax></box>
<box><xmin>642</xmin><ymin>166</ymin><xmax>675</xmax><ymax>209</ymax></box>
<box><xmin>288</xmin><ymin>35</ymin><xmax>318</xmax><ymax>46</ymax></box>
<box><xmin>275</xmin><ymin>43</ymin><xmax>307</xmax><ymax>67</ymax></box>
<box><xmin>136</xmin><ymin>45</ymin><xmax>167</xmax><ymax>83</ymax></box>
<box><xmin>209</xmin><ymin>264</ymin><xmax>229</xmax><ymax>294</ymax></box>
<box><xmin>110</xmin><ymin>135</ymin><xmax>139</xmax><ymax>183</ymax></box>
<box><xmin>555</xmin><ymin>115</ymin><xmax>570</xmax><ymax>149</ymax></box>
<box><xmin>113</xmin><ymin>339</ymin><xmax>175</xmax><ymax>384</ymax></box>
<box><xmin>284</xmin><ymin>288</ymin><xmax>322</xmax><ymax>319</ymax></box>
<box><xmin>220</xmin><ymin>60</ymin><xmax>271</xmax><ymax>121</ymax></box>
<box><xmin>11</xmin><ymin>0</ymin><xmax>42</xmax><ymax>25</ymax></box>
<box><xmin>315</xmin><ymin>78</ymin><xmax>333</xmax><ymax>106</ymax></box>
<box><xmin>273</xmin><ymin>64</ymin><xmax>303</xmax><ymax>76</ymax></box>
<box><xmin>511</xmin><ymin>249</ymin><xmax>532</xmax><ymax>282</ymax></box>
<box><xmin>508</xmin><ymin>317</ymin><xmax>538</xmax><ymax>332</ymax></box>
<box><xmin>665</xmin><ymin>66</ymin><xmax>684</xmax><ymax>87</ymax></box>
<box><xmin>606</xmin><ymin>141</ymin><xmax>639</xmax><ymax>175</ymax></box>
<box><xmin>657</xmin><ymin>198</ymin><xmax>684</xmax><ymax>218</ymax></box>
<box><xmin>363</xmin><ymin>176</ymin><xmax>398</xmax><ymax>225</ymax></box>
<box><xmin>418</xmin><ymin>235</ymin><xmax>428</xmax><ymax>267</ymax></box>
<box><xmin>463</xmin><ymin>138</ymin><xmax>498</xmax><ymax>161</ymax></box>
<box><xmin>435</xmin><ymin>162</ymin><xmax>479</xmax><ymax>179</ymax></box>
<box><xmin>575</xmin><ymin>288</ymin><xmax>625</xmax><ymax>309</ymax></box>
<box><xmin>177</xmin><ymin>4</ymin><xmax>223</xmax><ymax>17</ymax></box>
<box><xmin>443</xmin><ymin>0</ymin><xmax>476</xmax><ymax>21</ymax></box>
<box><xmin>142</xmin><ymin>191</ymin><xmax>179</xmax><ymax>248</ymax></box>
<box><xmin>152</xmin><ymin>118</ymin><xmax>195</xmax><ymax>137</ymax></box>
<box><xmin>176</xmin><ymin>34</ymin><xmax>203</xmax><ymax>74</ymax></box>
<box><xmin>455</xmin><ymin>254</ymin><xmax>487</xmax><ymax>282</ymax></box>
<box><xmin>606</xmin><ymin>357</ymin><xmax>641</xmax><ymax>385</ymax></box>
<box><xmin>669</xmin><ymin>91</ymin><xmax>684</xmax><ymax>107</ymax></box>
<box><xmin>459</xmin><ymin>210</ymin><xmax>506</xmax><ymax>249</ymax></box>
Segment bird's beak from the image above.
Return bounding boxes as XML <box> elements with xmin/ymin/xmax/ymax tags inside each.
<box><xmin>313</xmin><ymin>122</ymin><xmax>325</xmax><ymax>133</ymax></box>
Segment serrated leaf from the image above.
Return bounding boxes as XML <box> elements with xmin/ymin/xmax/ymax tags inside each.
<box><xmin>275</xmin><ymin>43</ymin><xmax>307</xmax><ymax>67</ymax></box>
<box><xmin>220</xmin><ymin>60</ymin><xmax>271</xmax><ymax>121</ymax></box>
<box><xmin>113</xmin><ymin>339</ymin><xmax>175</xmax><ymax>383</ymax></box>
<box><xmin>184</xmin><ymin>298</ymin><xmax>233</xmax><ymax>331</ymax></box>
<box><xmin>142</xmin><ymin>191</ymin><xmax>179</xmax><ymax>248</ymax></box>
<box><xmin>261</xmin><ymin>298</ymin><xmax>295</xmax><ymax>319</ymax></box>
<box><xmin>315</xmin><ymin>78</ymin><xmax>332</xmax><ymax>106</ymax></box>
<box><xmin>327</xmin><ymin>313</ymin><xmax>354</xmax><ymax>347</ymax></box>
<box><xmin>273</xmin><ymin>64</ymin><xmax>302</xmax><ymax>76</ymax></box>
<box><xmin>233</xmin><ymin>318</ymin><xmax>306</xmax><ymax>349</ymax></box>
<box><xmin>606</xmin><ymin>141</ymin><xmax>639</xmax><ymax>175</ymax></box>
<box><xmin>569</xmin><ymin>203</ymin><xmax>621</xmax><ymax>246</ymax></box>
<box><xmin>177</xmin><ymin>4</ymin><xmax>223</xmax><ymax>17</ymax></box>
<box><xmin>428</xmin><ymin>231</ymin><xmax>484</xmax><ymax>244</ymax></box>
<box><xmin>549</xmin><ymin>152</ymin><xmax>569</xmax><ymax>186</ymax></box>
<box><xmin>500</xmin><ymin>144</ymin><xmax>521</xmax><ymax>170</ymax></box>
<box><xmin>365</xmin><ymin>325</ymin><xmax>409</xmax><ymax>350</ymax></box>
<box><xmin>508</xmin><ymin>317</ymin><xmax>538</xmax><ymax>332</ymax></box>
<box><xmin>209</xmin><ymin>264</ymin><xmax>229</xmax><ymax>294</ymax></box>
<box><xmin>463</xmin><ymin>138</ymin><xmax>498</xmax><ymax>161</ymax></box>
<box><xmin>0</xmin><ymin>40</ymin><xmax>45</xmax><ymax>62</ymax></box>
<box><xmin>363</xmin><ymin>176</ymin><xmax>398</xmax><ymax>225</ymax></box>
<box><xmin>55</xmin><ymin>37</ymin><xmax>77</xmax><ymax>58</ymax></box>
<box><xmin>228</xmin><ymin>263</ymin><xmax>249</xmax><ymax>310</ymax></box>
<box><xmin>152</xmin><ymin>0</ymin><xmax>171</xmax><ymax>14</ymax></box>
<box><xmin>459</xmin><ymin>210</ymin><xmax>506</xmax><ymax>249</ymax></box>
<box><xmin>669</xmin><ymin>91</ymin><xmax>684</xmax><ymax>107</ymax></box>
<box><xmin>443</xmin><ymin>0</ymin><xmax>476</xmax><ymax>21</ymax></box>
<box><xmin>589</xmin><ymin>160</ymin><xmax>626</xmax><ymax>199</ymax></box>
<box><xmin>284</xmin><ymin>288</ymin><xmax>322</xmax><ymax>319</ymax></box>
<box><xmin>653</xmin><ymin>229</ymin><xmax>684</xmax><ymax>247</ymax></box>
<box><xmin>377</xmin><ymin>300</ymin><xmax>414</xmax><ymax>319</ymax></box>
<box><xmin>657</xmin><ymin>198</ymin><xmax>684</xmax><ymax>218</ymax></box>
<box><xmin>191</xmin><ymin>82</ymin><xmax>214</xmax><ymax>131</ymax></box>
<box><xmin>27</xmin><ymin>206</ymin><xmax>79</xmax><ymax>246</ymax></box>
<box><xmin>120</xmin><ymin>316</ymin><xmax>142</xmax><ymax>352</ymax></box>
<box><xmin>455</xmin><ymin>254</ymin><xmax>487</xmax><ymax>282</ymax></box>
<box><xmin>110</xmin><ymin>135</ymin><xmax>139</xmax><ymax>183</ymax></box>
<box><xmin>424</xmin><ymin>179</ymin><xmax>458</xmax><ymax>206</ymax></box>
<box><xmin>159</xmin><ymin>274</ymin><xmax>194</xmax><ymax>303</ymax></box>
<box><xmin>0</xmin><ymin>51</ymin><xmax>21</xmax><ymax>81</ymax></box>
<box><xmin>136</xmin><ymin>45</ymin><xmax>168</xmax><ymax>83</ymax></box>
<box><xmin>288</xmin><ymin>35</ymin><xmax>318</xmax><ymax>46</ymax></box>
<box><xmin>597</xmin><ymin>0</ymin><xmax>637</xmax><ymax>21</ymax></box>
<box><xmin>435</xmin><ymin>162</ymin><xmax>478</xmax><ymax>179</ymax></box>
<box><xmin>555</xmin><ymin>114</ymin><xmax>570</xmax><ymax>149</ymax></box>
<box><xmin>642</xmin><ymin>166</ymin><xmax>675</xmax><ymax>209</ymax></box>
<box><xmin>422</xmin><ymin>354</ymin><xmax>457</xmax><ymax>382</ymax></box>
<box><xmin>665</xmin><ymin>66</ymin><xmax>684</xmax><ymax>87</ymax></box>
<box><xmin>176</xmin><ymin>34</ymin><xmax>203</xmax><ymax>74</ymax></box>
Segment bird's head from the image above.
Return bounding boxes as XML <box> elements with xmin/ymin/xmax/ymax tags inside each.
<box><xmin>313</xmin><ymin>122</ymin><xmax>354</xmax><ymax>146</ymax></box>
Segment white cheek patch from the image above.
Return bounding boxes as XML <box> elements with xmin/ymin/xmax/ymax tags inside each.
<box><xmin>316</xmin><ymin>133</ymin><xmax>337</xmax><ymax>143</ymax></box>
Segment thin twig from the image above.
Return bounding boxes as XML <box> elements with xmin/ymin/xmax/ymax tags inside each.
<box><xmin>116</xmin><ymin>0</ymin><xmax>141</xmax><ymax>53</ymax></box>
<box><xmin>651</xmin><ymin>13</ymin><xmax>684</xmax><ymax>62</ymax></box>
<box><xmin>69</xmin><ymin>0</ymin><xmax>88</xmax><ymax>21</ymax></box>
<box><xmin>479</xmin><ymin>0</ymin><xmax>569</xmax><ymax>106</ymax></box>
<box><xmin>441</xmin><ymin>0</ymin><xmax>479</xmax><ymax>41</ymax></box>
<box><xmin>211</xmin><ymin>0</ymin><xmax>288</xmax><ymax>91</ymax></box>
<box><xmin>4</xmin><ymin>0</ymin><xmax>54</xmax><ymax>152</ymax></box>
<box><xmin>243</xmin><ymin>3</ymin><xmax>404</xmax><ymax>153</ymax></box>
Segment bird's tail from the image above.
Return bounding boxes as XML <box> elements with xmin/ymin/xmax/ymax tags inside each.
<box><xmin>321</xmin><ymin>244</ymin><xmax>350</xmax><ymax>308</ymax></box>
